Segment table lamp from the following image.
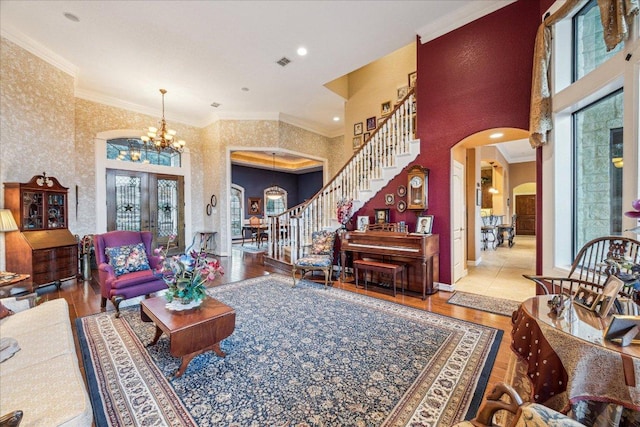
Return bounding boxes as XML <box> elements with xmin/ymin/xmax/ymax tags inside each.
<box><xmin>0</xmin><ymin>209</ymin><xmax>18</xmax><ymax>233</ymax></box>
<box><xmin>0</xmin><ymin>209</ymin><xmax>18</xmax><ymax>276</ymax></box>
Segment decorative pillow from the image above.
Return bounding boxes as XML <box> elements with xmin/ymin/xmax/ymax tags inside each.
<box><xmin>0</xmin><ymin>337</ymin><xmax>20</xmax><ymax>362</ymax></box>
<box><xmin>0</xmin><ymin>301</ymin><xmax>13</xmax><ymax>319</ymax></box>
<box><xmin>105</xmin><ymin>243</ymin><xmax>151</xmax><ymax>277</ymax></box>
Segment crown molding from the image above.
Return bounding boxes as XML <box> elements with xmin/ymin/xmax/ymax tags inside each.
<box><xmin>74</xmin><ymin>87</ymin><xmax>203</xmax><ymax>128</ymax></box>
<box><xmin>279</xmin><ymin>113</ymin><xmax>343</xmax><ymax>139</ymax></box>
<box><xmin>416</xmin><ymin>0</ymin><xmax>516</xmax><ymax>44</ymax></box>
<box><xmin>1</xmin><ymin>25</ymin><xmax>78</xmax><ymax>77</ymax></box>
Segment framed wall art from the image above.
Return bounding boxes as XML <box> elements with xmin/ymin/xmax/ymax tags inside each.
<box><xmin>385</xmin><ymin>193</ymin><xmax>395</xmax><ymax>206</ymax></box>
<box><xmin>366</xmin><ymin>116</ymin><xmax>376</xmax><ymax>131</ymax></box>
<box><xmin>397</xmin><ymin>185</ymin><xmax>406</xmax><ymax>197</ymax></box>
<box><xmin>397</xmin><ymin>86</ymin><xmax>409</xmax><ymax>101</ymax></box>
<box><xmin>248</xmin><ymin>197</ymin><xmax>262</xmax><ymax>215</ymax></box>
<box><xmin>363</xmin><ymin>132</ymin><xmax>371</xmax><ymax>142</ymax></box>
<box><xmin>408</xmin><ymin>71</ymin><xmax>417</xmax><ymax>88</ymax></box>
<box><xmin>354</xmin><ymin>122</ymin><xmax>363</xmax><ymax>136</ymax></box>
<box><xmin>397</xmin><ymin>200</ymin><xmax>406</xmax><ymax>213</ymax></box>
<box><xmin>352</xmin><ymin>136</ymin><xmax>362</xmax><ymax>151</ymax></box>
<box><xmin>381</xmin><ymin>101</ymin><xmax>392</xmax><ymax>116</ymax></box>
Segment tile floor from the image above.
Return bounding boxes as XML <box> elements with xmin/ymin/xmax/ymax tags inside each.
<box><xmin>454</xmin><ymin>235</ymin><xmax>537</xmax><ymax>302</ymax></box>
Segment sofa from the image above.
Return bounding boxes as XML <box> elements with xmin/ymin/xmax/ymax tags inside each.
<box><xmin>0</xmin><ymin>296</ymin><xmax>93</xmax><ymax>426</ymax></box>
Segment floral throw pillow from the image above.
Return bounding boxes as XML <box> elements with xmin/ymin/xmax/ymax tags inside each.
<box><xmin>105</xmin><ymin>243</ymin><xmax>151</xmax><ymax>277</ymax></box>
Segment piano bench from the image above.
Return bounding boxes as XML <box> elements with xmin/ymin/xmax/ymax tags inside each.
<box><xmin>353</xmin><ymin>260</ymin><xmax>406</xmax><ymax>297</ymax></box>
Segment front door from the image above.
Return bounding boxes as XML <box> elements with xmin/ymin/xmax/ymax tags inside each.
<box><xmin>515</xmin><ymin>194</ymin><xmax>536</xmax><ymax>235</ymax></box>
<box><xmin>106</xmin><ymin>169</ymin><xmax>185</xmax><ymax>252</ymax></box>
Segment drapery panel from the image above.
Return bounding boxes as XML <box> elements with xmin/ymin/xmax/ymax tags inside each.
<box><xmin>529</xmin><ymin>0</ymin><xmax>639</xmax><ymax>148</ymax></box>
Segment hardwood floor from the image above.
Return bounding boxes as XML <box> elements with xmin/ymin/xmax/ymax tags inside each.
<box><xmin>35</xmin><ymin>245</ymin><xmax>514</xmax><ymax>414</ymax></box>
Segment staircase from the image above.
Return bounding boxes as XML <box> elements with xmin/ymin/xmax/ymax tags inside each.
<box><xmin>265</xmin><ymin>89</ymin><xmax>419</xmax><ymax>269</ymax></box>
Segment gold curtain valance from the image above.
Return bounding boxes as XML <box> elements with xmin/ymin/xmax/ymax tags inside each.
<box><xmin>529</xmin><ymin>0</ymin><xmax>639</xmax><ymax>148</ymax></box>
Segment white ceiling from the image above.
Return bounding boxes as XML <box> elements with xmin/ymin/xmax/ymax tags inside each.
<box><xmin>0</xmin><ymin>0</ymin><xmax>516</xmax><ymax>137</ymax></box>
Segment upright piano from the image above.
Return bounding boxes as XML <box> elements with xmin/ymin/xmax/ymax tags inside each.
<box><xmin>340</xmin><ymin>230</ymin><xmax>439</xmax><ymax>299</ymax></box>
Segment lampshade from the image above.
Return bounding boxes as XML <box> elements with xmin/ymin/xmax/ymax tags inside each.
<box><xmin>0</xmin><ymin>209</ymin><xmax>18</xmax><ymax>232</ymax></box>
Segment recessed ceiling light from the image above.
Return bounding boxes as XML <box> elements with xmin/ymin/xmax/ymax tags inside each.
<box><xmin>297</xmin><ymin>47</ymin><xmax>308</xmax><ymax>56</ymax></box>
<box><xmin>63</xmin><ymin>12</ymin><xmax>80</xmax><ymax>22</ymax></box>
<box><xmin>333</xmin><ymin>116</ymin><xmax>340</xmax><ymax>122</ymax></box>
<box><xmin>241</xmin><ymin>87</ymin><xmax>249</xmax><ymax>92</ymax></box>
<box><xmin>489</xmin><ymin>132</ymin><xmax>504</xmax><ymax>139</ymax></box>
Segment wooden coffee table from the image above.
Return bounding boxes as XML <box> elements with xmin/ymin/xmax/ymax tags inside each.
<box><xmin>0</xmin><ymin>273</ymin><xmax>32</xmax><ymax>298</ymax></box>
<box><xmin>140</xmin><ymin>296</ymin><xmax>236</xmax><ymax>378</ymax></box>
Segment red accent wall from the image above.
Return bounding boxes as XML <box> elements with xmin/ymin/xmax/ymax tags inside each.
<box><xmin>414</xmin><ymin>0</ymin><xmax>542</xmax><ymax>284</ymax></box>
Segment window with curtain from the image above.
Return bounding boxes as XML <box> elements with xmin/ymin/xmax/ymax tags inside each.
<box><xmin>573</xmin><ymin>89</ymin><xmax>624</xmax><ymax>251</ymax></box>
<box><xmin>230</xmin><ymin>185</ymin><xmax>244</xmax><ymax>239</ymax></box>
<box><xmin>573</xmin><ymin>0</ymin><xmax>624</xmax><ymax>81</ymax></box>
<box><xmin>264</xmin><ymin>187</ymin><xmax>287</xmax><ymax>217</ymax></box>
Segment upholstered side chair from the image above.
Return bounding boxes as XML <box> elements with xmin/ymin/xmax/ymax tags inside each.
<box><xmin>292</xmin><ymin>230</ymin><xmax>336</xmax><ymax>288</ymax></box>
<box><xmin>94</xmin><ymin>230</ymin><xmax>167</xmax><ymax>317</ymax></box>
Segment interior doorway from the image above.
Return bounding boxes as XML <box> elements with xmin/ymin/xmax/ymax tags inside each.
<box><xmin>106</xmin><ymin>169</ymin><xmax>185</xmax><ymax>253</ymax></box>
<box><xmin>450</xmin><ymin>128</ymin><xmax>537</xmax><ymax>300</ymax></box>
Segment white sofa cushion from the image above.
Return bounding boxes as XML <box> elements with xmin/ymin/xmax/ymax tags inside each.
<box><xmin>0</xmin><ymin>354</ymin><xmax>93</xmax><ymax>426</ymax></box>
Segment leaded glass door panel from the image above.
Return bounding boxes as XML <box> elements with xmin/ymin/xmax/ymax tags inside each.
<box><xmin>106</xmin><ymin>169</ymin><xmax>184</xmax><ymax>253</ymax></box>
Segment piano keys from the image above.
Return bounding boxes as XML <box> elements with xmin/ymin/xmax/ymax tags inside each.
<box><xmin>340</xmin><ymin>230</ymin><xmax>439</xmax><ymax>299</ymax></box>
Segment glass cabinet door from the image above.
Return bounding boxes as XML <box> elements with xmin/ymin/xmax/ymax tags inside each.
<box><xmin>22</xmin><ymin>191</ymin><xmax>44</xmax><ymax>230</ymax></box>
<box><xmin>47</xmin><ymin>193</ymin><xmax>66</xmax><ymax>228</ymax></box>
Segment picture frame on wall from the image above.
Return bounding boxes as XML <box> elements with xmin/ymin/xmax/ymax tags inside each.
<box><xmin>385</xmin><ymin>193</ymin><xmax>395</xmax><ymax>205</ymax></box>
<box><xmin>397</xmin><ymin>200</ymin><xmax>406</xmax><ymax>213</ymax></box>
<box><xmin>354</xmin><ymin>122</ymin><xmax>363</xmax><ymax>136</ymax></box>
<box><xmin>248</xmin><ymin>197</ymin><xmax>262</xmax><ymax>215</ymax></box>
<box><xmin>357</xmin><ymin>215</ymin><xmax>370</xmax><ymax>231</ymax></box>
<box><xmin>416</xmin><ymin>215</ymin><xmax>433</xmax><ymax>234</ymax></box>
<box><xmin>364</xmin><ymin>132</ymin><xmax>371</xmax><ymax>142</ymax></box>
<box><xmin>366</xmin><ymin>116</ymin><xmax>376</xmax><ymax>131</ymax></box>
<box><xmin>381</xmin><ymin>101</ymin><xmax>392</xmax><ymax>116</ymax></box>
<box><xmin>397</xmin><ymin>86</ymin><xmax>409</xmax><ymax>101</ymax></box>
<box><xmin>352</xmin><ymin>136</ymin><xmax>362</xmax><ymax>151</ymax></box>
<box><xmin>408</xmin><ymin>71</ymin><xmax>417</xmax><ymax>88</ymax></box>
<box><xmin>374</xmin><ymin>208</ymin><xmax>390</xmax><ymax>224</ymax></box>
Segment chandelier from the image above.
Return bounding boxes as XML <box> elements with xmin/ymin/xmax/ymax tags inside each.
<box><xmin>141</xmin><ymin>89</ymin><xmax>186</xmax><ymax>153</ymax></box>
<box><xmin>266</xmin><ymin>152</ymin><xmax>285</xmax><ymax>200</ymax></box>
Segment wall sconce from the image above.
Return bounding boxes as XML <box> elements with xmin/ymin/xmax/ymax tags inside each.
<box><xmin>612</xmin><ymin>157</ymin><xmax>624</xmax><ymax>168</ymax></box>
<box><xmin>488</xmin><ymin>187</ymin><xmax>499</xmax><ymax>194</ymax></box>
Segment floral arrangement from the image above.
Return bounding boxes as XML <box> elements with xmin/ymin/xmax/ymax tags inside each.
<box><xmin>336</xmin><ymin>197</ymin><xmax>353</xmax><ymax>226</ymax></box>
<box><xmin>155</xmin><ymin>235</ymin><xmax>224</xmax><ymax>304</ymax></box>
<box><xmin>625</xmin><ymin>199</ymin><xmax>640</xmax><ymax>233</ymax></box>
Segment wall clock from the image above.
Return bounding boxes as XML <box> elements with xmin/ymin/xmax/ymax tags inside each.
<box><xmin>406</xmin><ymin>165</ymin><xmax>429</xmax><ymax>212</ymax></box>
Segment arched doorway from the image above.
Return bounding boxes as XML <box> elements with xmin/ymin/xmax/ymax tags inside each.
<box><xmin>450</xmin><ymin>128</ymin><xmax>537</xmax><ymax>301</ymax></box>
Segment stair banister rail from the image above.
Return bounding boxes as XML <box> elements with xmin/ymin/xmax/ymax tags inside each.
<box><xmin>267</xmin><ymin>87</ymin><xmax>416</xmax><ymax>264</ymax></box>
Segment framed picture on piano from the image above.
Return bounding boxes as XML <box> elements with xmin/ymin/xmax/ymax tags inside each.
<box><xmin>357</xmin><ymin>216</ymin><xmax>370</xmax><ymax>231</ymax></box>
<box><xmin>416</xmin><ymin>215</ymin><xmax>433</xmax><ymax>234</ymax></box>
<box><xmin>374</xmin><ymin>208</ymin><xmax>390</xmax><ymax>224</ymax></box>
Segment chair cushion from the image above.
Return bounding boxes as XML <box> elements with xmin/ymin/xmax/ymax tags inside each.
<box><xmin>514</xmin><ymin>404</ymin><xmax>585</xmax><ymax>426</ymax></box>
<box><xmin>310</xmin><ymin>231</ymin><xmax>335</xmax><ymax>255</ymax></box>
<box><xmin>110</xmin><ymin>269</ymin><xmax>162</xmax><ymax>289</ymax></box>
<box><xmin>296</xmin><ymin>255</ymin><xmax>332</xmax><ymax>267</ymax></box>
<box><xmin>105</xmin><ymin>243</ymin><xmax>151</xmax><ymax>277</ymax></box>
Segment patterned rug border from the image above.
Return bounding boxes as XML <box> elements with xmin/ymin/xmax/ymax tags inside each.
<box><xmin>78</xmin><ymin>273</ymin><xmax>503</xmax><ymax>426</ymax></box>
<box><xmin>447</xmin><ymin>291</ymin><xmax>521</xmax><ymax>317</ymax></box>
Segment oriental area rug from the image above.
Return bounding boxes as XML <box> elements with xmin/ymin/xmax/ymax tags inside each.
<box><xmin>77</xmin><ymin>274</ymin><xmax>502</xmax><ymax>426</ymax></box>
<box><xmin>447</xmin><ymin>291</ymin><xmax>521</xmax><ymax>317</ymax></box>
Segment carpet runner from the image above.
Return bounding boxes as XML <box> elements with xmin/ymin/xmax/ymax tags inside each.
<box><xmin>447</xmin><ymin>291</ymin><xmax>521</xmax><ymax>317</ymax></box>
<box><xmin>78</xmin><ymin>274</ymin><xmax>502</xmax><ymax>426</ymax></box>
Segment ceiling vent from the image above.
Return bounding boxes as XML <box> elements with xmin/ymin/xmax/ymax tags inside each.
<box><xmin>210</xmin><ymin>102</ymin><xmax>221</xmax><ymax>108</ymax></box>
<box><xmin>276</xmin><ymin>57</ymin><xmax>291</xmax><ymax>67</ymax></box>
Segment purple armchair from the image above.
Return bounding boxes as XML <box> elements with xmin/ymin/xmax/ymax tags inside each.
<box><xmin>94</xmin><ymin>230</ymin><xmax>167</xmax><ymax>317</ymax></box>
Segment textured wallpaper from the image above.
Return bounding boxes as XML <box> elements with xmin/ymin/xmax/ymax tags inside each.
<box><xmin>1</xmin><ymin>37</ymin><xmax>343</xmax><ymax>260</ymax></box>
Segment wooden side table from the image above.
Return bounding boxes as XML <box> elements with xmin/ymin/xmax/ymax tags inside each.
<box><xmin>0</xmin><ymin>274</ymin><xmax>32</xmax><ymax>297</ymax></box>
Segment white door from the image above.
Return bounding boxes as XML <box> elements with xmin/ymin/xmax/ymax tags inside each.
<box><xmin>452</xmin><ymin>160</ymin><xmax>466</xmax><ymax>282</ymax></box>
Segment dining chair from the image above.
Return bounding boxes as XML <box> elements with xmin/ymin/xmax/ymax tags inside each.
<box><xmin>249</xmin><ymin>216</ymin><xmax>268</xmax><ymax>247</ymax></box>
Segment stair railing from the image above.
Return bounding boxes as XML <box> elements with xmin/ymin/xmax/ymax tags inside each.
<box><xmin>266</xmin><ymin>88</ymin><xmax>417</xmax><ymax>264</ymax></box>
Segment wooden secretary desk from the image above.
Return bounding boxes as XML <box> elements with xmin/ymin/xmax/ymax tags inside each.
<box><xmin>4</xmin><ymin>174</ymin><xmax>78</xmax><ymax>289</ymax></box>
